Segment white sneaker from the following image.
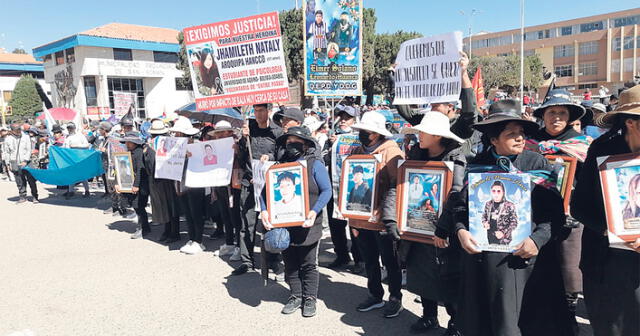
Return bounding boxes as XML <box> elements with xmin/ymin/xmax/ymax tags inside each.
<box><xmin>229</xmin><ymin>247</ymin><xmax>241</xmax><ymax>261</ymax></box>
<box><xmin>180</xmin><ymin>240</ymin><xmax>194</xmax><ymax>253</ymax></box>
<box><xmin>219</xmin><ymin>244</ymin><xmax>235</xmax><ymax>256</ymax></box>
<box><xmin>184</xmin><ymin>242</ymin><xmax>203</xmax><ymax>255</ymax></box>
<box><xmin>200</xmin><ymin>243</ymin><xmax>206</xmax><ymax>252</ymax></box>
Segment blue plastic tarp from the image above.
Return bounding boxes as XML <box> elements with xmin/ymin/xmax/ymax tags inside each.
<box><xmin>25</xmin><ymin>146</ymin><xmax>104</xmax><ymax>186</ymax></box>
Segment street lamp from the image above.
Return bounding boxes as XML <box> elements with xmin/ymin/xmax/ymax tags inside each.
<box><xmin>460</xmin><ymin>9</ymin><xmax>481</xmax><ymax>58</ymax></box>
<box><xmin>520</xmin><ymin>0</ymin><xmax>525</xmax><ymax>104</ymax></box>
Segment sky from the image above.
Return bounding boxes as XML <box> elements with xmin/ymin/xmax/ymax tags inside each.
<box><xmin>0</xmin><ymin>0</ymin><xmax>638</xmax><ymax>53</ymax></box>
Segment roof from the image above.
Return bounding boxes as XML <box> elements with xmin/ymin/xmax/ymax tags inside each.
<box><xmin>0</xmin><ymin>53</ymin><xmax>42</xmax><ymax>65</ymax></box>
<box><xmin>78</xmin><ymin>23</ymin><xmax>180</xmax><ymax>44</ymax></box>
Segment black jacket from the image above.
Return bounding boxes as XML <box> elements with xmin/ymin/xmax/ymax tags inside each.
<box><xmin>238</xmin><ymin>119</ymin><xmax>282</xmax><ymax>185</ymax></box>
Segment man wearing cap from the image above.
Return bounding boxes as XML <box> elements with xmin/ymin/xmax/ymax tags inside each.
<box><xmin>349</xmin><ymin>111</ymin><xmax>406</xmax><ymax>318</ymax></box>
<box><xmin>346</xmin><ymin>165</ymin><xmax>371</xmax><ymax>211</ymax></box>
<box><xmin>391</xmin><ymin>52</ymin><xmax>479</xmax><ymax>160</ymax></box>
<box><xmin>234</xmin><ymin>103</ymin><xmax>285</xmax><ymax>276</ymax></box>
<box><xmin>273</xmin><ymin>107</ymin><xmax>305</xmax><ymax>133</ymax></box>
<box><xmin>117</xmin><ymin>131</ymin><xmax>151</xmax><ymax>239</ymax></box>
<box><xmin>5</xmin><ymin>123</ymin><xmax>37</xmax><ymax>203</ymax></box>
<box><xmin>63</xmin><ymin>122</ymin><xmax>91</xmax><ymax>198</ymax></box>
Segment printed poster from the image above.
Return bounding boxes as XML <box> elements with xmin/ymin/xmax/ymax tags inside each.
<box><xmin>183</xmin><ymin>12</ymin><xmax>290</xmax><ymax>110</ymax></box>
<box><xmin>252</xmin><ymin>159</ymin><xmax>276</xmax><ymax>211</ymax></box>
<box><xmin>304</xmin><ymin>0</ymin><xmax>363</xmax><ymax>96</ymax></box>
<box><xmin>468</xmin><ymin>173</ymin><xmax>532</xmax><ymax>253</ymax></box>
<box><xmin>113</xmin><ymin>91</ymin><xmax>137</xmax><ymax>117</ymax></box>
<box><xmin>393</xmin><ymin>31</ymin><xmax>463</xmax><ymax>105</ymax></box>
<box><xmin>184</xmin><ymin>137</ymin><xmax>235</xmax><ymax>187</ymax></box>
<box><xmin>330</xmin><ymin>134</ymin><xmax>361</xmax><ymax>218</ymax></box>
<box><xmin>154</xmin><ymin>136</ymin><xmax>187</xmax><ymax>181</ymax></box>
<box><xmin>107</xmin><ymin>137</ymin><xmax>127</xmax><ymax>180</ymax></box>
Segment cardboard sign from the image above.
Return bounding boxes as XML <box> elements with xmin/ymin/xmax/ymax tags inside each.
<box><xmin>154</xmin><ymin>136</ymin><xmax>188</xmax><ymax>181</ymax></box>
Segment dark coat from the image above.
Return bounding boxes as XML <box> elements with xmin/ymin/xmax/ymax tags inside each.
<box><xmin>128</xmin><ymin>145</ymin><xmax>149</xmax><ymax>209</ymax></box>
<box><xmin>237</xmin><ymin>119</ymin><xmax>282</xmax><ymax>186</ymax></box>
<box><xmin>143</xmin><ymin>146</ymin><xmax>179</xmax><ymax>224</ymax></box>
<box><xmin>454</xmin><ymin>149</ymin><xmax>573</xmax><ymax>336</ymax></box>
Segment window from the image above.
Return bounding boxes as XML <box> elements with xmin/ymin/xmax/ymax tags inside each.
<box><xmin>153</xmin><ymin>51</ymin><xmax>178</xmax><ymax>63</ymax></box>
<box><xmin>554</xmin><ymin>44</ymin><xmax>574</xmax><ymax>58</ymax></box>
<box><xmin>579</xmin><ymin>63</ymin><xmax>598</xmax><ymax>76</ymax></box>
<box><xmin>561</xmin><ymin>26</ymin><xmax>573</xmax><ymax>36</ymax></box>
<box><xmin>580</xmin><ymin>21</ymin><xmax>603</xmax><ymax>33</ymax></box>
<box><xmin>614</xmin><ymin>15</ymin><xmax>640</xmax><ymax>27</ymax></box>
<box><xmin>43</xmin><ymin>54</ymin><xmax>52</xmax><ymax>62</ymax></box>
<box><xmin>554</xmin><ymin>64</ymin><xmax>573</xmax><ymax>77</ymax></box>
<box><xmin>107</xmin><ymin>78</ymin><xmax>145</xmax><ymax>118</ymax></box>
<box><xmin>175</xmin><ymin>78</ymin><xmax>190</xmax><ymax>91</ymax></box>
<box><xmin>578</xmin><ymin>83</ymin><xmax>598</xmax><ymax>90</ymax></box>
<box><xmin>83</xmin><ymin>76</ymin><xmax>98</xmax><ymax>107</ymax></box>
<box><xmin>65</xmin><ymin>48</ymin><xmax>75</xmax><ymax>63</ymax></box>
<box><xmin>613</xmin><ymin>37</ymin><xmax>635</xmax><ymax>51</ymax></box>
<box><xmin>524</xmin><ymin>49</ymin><xmax>535</xmax><ymax>57</ymax></box>
<box><xmin>113</xmin><ymin>48</ymin><xmax>133</xmax><ymax>61</ymax></box>
<box><xmin>611</xmin><ymin>58</ymin><xmax>635</xmax><ymax>73</ymax></box>
<box><xmin>579</xmin><ymin>41</ymin><xmax>599</xmax><ymax>55</ymax></box>
<box><xmin>55</xmin><ymin>51</ymin><xmax>64</xmax><ymax>65</ymax></box>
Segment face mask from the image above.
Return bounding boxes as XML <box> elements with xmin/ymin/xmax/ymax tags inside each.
<box><xmin>285</xmin><ymin>142</ymin><xmax>304</xmax><ymax>161</ymax></box>
<box><xmin>358</xmin><ymin>131</ymin><xmax>373</xmax><ymax>147</ymax></box>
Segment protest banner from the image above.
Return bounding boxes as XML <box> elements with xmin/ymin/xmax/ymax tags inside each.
<box><xmin>185</xmin><ymin>138</ymin><xmax>235</xmax><ymax>187</ymax></box>
<box><xmin>331</xmin><ymin>134</ymin><xmax>361</xmax><ymax>218</ymax></box>
<box><xmin>154</xmin><ymin>136</ymin><xmax>188</xmax><ymax>181</ymax></box>
<box><xmin>113</xmin><ymin>91</ymin><xmax>137</xmax><ymax>117</ymax></box>
<box><xmin>303</xmin><ymin>0</ymin><xmax>363</xmax><ymax>96</ymax></box>
<box><xmin>183</xmin><ymin>12</ymin><xmax>290</xmax><ymax>110</ymax></box>
<box><xmin>393</xmin><ymin>31</ymin><xmax>463</xmax><ymax>105</ymax></box>
<box><xmin>252</xmin><ymin>159</ymin><xmax>276</xmax><ymax>211</ymax></box>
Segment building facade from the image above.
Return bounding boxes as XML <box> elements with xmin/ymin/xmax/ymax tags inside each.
<box><xmin>0</xmin><ymin>53</ymin><xmax>51</xmax><ymax>117</ymax></box>
<box><xmin>33</xmin><ymin>23</ymin><xmax>192</xmax><ymax>120</ymax></box>
<box><xmin>464</xmin><ymin>8</ymin><xmax>640</xmax><ymax>96</ymax></box>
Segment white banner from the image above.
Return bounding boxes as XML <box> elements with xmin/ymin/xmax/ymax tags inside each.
<box><xmin>113</xmin><ymin>91</ymin><xmax>137</xmax><ymax>117</ymax></box>
<box><xmin>252</xmin><ymin>159</ymin><xmax>276</xmax><ymax>211</ymax></box>
<box><xmin>393</xmin><ymin>31</ymin><xmax>463</xmax><ymax>105</ymax></box>
<box><xmin>185</xmin><ymin>138</ymin><xmax>235</xmax><ymax>188</ymax></box>
<box><xmin>154</xmin><ymin>136</ymin><xmax>187</xmax><ymax>181</ymax></box>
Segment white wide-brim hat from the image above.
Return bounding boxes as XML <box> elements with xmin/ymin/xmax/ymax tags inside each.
<box><xmin>351</xmin><ymin>111</ymin><xmax>392</xmax><ymax>137</ymax></box>
<box><xmin>401</xmin><ymin>111</ymin><xmax>465</xmax><ymax>144</ymax></box>
<box><xmin>169</xmin><ymin>116</ymin><xmax>199</xmax><ymax>136</ymax></box>
<box><xmin>148</xmin><ymin>119</ymin><xmax>169</xmax><ymax>135</ymax></box>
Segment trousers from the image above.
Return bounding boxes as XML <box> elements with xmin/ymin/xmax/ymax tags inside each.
<box><xmin>134</xmin><ymin>192</ymin><xmax>150</xmax><ymax>233</ymax></box>
<box><xmin>422</xmin><ymin>296</ymin><xmax>456</xmax><ymax>321</ymax></box>
<box><xmin>327</xmin><ymin>198</ymin><xmax>362</xmax><ymax>262</ymax></box>
<box><xmin>180</xmin><ymin>188</ymin><xmax>206</xmax><ymax>243</ymax></box>
<box><xmin>282</xmin><ymin>241</ymin><xmax>320</xmax><ymax>299</ymax></box>
<box><xmin>239</xmin><ymin>184</ymin><xmax>257</xmax><ymax>265</ymax></box>
<box><xmin>13</xmin><ymin>168</ymin><xmax>37</xmax><ymax>198</ymax></box>
<box><xmin>357</xmin><ymin>228</ymin><xmax>403</xmax><ymax>300</ymax></box>
<box><xmin>215</xmin><ymin>187</ymin><xmax>242</xmax><ymax>246</ymax></box>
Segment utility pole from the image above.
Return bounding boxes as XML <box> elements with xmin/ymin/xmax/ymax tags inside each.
<box><xmin>520</xmin><ymin>0</ymin><xmax>525</xmax><ymax>104</ymax></box>
<box><xmin>460</xmin><ymin>9</ymin><xmax>480</xmax><ymax>58</ymax></box>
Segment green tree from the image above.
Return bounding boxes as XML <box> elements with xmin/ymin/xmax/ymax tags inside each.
<box><xmin>279</xmin><ymin>8</ymin><xmax>305</xmax><ymax>105</ymax></box>
<box><xmin>12</xmin><ymin>48</ymin><xmax>26</xmax><ymax>54</ymax></box>
<box><xmin>9</xmin><ymin>75</ymin><xmax>43</xmax><ymax>118</ymax></box>
<box><xmin>469</xmin><ymin>54</ymin><xmax>545</xmax><ymax>97</ymax></box>
<box><xmin>361</xmin><ymin>8</ymin><xmax>377</xmax><ymax>105</ymax></box>
<box><xmin>176</xmin><ymin>32</ymin><xmax>193</xmax><ymax>90</ymax></box>
<box><xmin>370</xmin><ymin>31</ymin><xmax>421</xmax><ymax>102</ymax></box>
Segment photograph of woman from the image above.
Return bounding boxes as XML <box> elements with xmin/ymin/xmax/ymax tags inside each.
<box><xmin>622</xmin><ymin>173</ymin><xmax>640</xmax><ymax>230</ymax></box>
<box><xmin>198</xmin><ymin>49</ymin><xmax>224</xmax><ymax>95</ymax></box>
<box><xmin>203</xmin><ymin>144</ymin><xmax>218</xmax><ymax>166</ymax></box>
<box><xmin>481</xmin><ymin>180</ymin><xmax>518</xmax><ymax>245</ymax></box>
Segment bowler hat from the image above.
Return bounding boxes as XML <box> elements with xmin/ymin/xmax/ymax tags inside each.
<box><xmin>119</xmin><ymin>131</ymin><xmax>145</xmax><ymax>145</ymax></box>
<box><xmin>276</xmin><ymin>126</ymin><xmax>317</xmax><ymax>149</ymax></box>
<box><xmin>472</xmin><ymin>99</ymin><xmax>540</xmax><ymax>135</ymax></box>
<box><xmin>533</xmin><ymin>89</ymin><xmax>585</xmax><ymax>122</ymax></box>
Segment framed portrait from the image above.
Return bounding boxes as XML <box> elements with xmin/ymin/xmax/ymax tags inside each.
<box><xmin>468</xmin><ymin>173</ymin><xmax>533</xmax><ymax>253</ymax></box>
<box><xmin>265</xmin><ymin>161</ymin><xmax>310</xmax><ymax>227</ymax></box>
<box><xmin>114</xmin><ymin>152</ymin><xmax>135</xmax><ymax>193</ymax></box>
<box><xmin>396</xmin><ymin>161</ymin><xmax>454</xmax><ymax>244</ymax></box>
<box><xmin>339</xmin><ymin>155</ymin><xmax>378</xmax><ymax>224</ymax></box>
<box><xmin>546</xmin><ymin>155</ymin><xmax>577</xmax><ymax>213</ymax></box>
<box><xmin>598</xmin><ymin>153</ymin><xmax>640</xmax><ymax>245</ymax></box>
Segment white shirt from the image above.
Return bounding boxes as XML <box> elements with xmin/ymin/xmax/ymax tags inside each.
<box><xmin>64</xmin><ymin>132</ymin><xmax>90</xmax><ymax>149</ymax></box>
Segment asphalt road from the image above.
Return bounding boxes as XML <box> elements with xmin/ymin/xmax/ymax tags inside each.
<box><xmin>0</xmin><ymin>180</ymin><xmax>593</xmax><ymax>336</ymax></box>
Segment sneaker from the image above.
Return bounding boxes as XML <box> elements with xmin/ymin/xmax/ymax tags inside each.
<box><xmin>130</xmin><ymin>229</ymin><xmax>143</xmax><ymax>239</ymax></box>
<box><xmin>184</xmin><ymin>242</ymin><xmax>203</xmax><ymax>255</ymax></box>
<box><xmin>219</xmin><ymin>244</ymin><xmax>235</xmax><ymax>256</ymax></box>
<box><xmin>180</xmin><ymin>241</ymin><xmax>194</xmax><ymax>253</ymax></box>
<box><xmin>281</xmin><ymin>296</ymin><xmax>302</xmax><ymax>314</ymax></box>
<box><xmin>410</xmin><ymin>317</ymin><xmax>439</xmax><ymax>333</ymax></box>
<box><xmin>83</xmin><ymin>191</ymin><xmax>90</xmax><ymax>198</ymax></box>
<box><xmin>302</xmin><ymin>297</ymin><xmax>317</xmax><ymax>317</ymax></box>
<box><xmin>31</xmin><ymin>197</ymin><xmax>39</xmax><ymax>204</ymax></box>
<box><xmin>274</xmin><ymin>271</ymin><xmax>285</xmax><ymax>283</ymax></box>
<box><xmin>357</xmin><ymin>296</ymin><xmax>385</xmax><ymax>312</ymax></box>
<box><xmin>231</xmin><ymin>263</ymin><xmax>250</xmax><ymax>276</ymax></box>
<box><xmin>327</xmin><ymin>257</ymin><xmax>350</xmax><ymax>269</ymax></box>
<box><xmin>351</xmin><ymin>262</ymin><xmax>365</xmax><ymax>275</ymax></box>
<box><xmin>16</xmin><ymin>197</ymin><xmax>27</xmax><ymax>204</ymax></box>
<box><xmin>123</xmin><ymin>211</ymin><xmax>137</xmax><ymax>220</ymax></box>
<box><xmin>229</xmin><ymin>247</ymin><xmax>241</xmax><ymax>261</ymax></box>
<box><xmin>383</xmin><ymin>297</ymin><xmax>403</xmax><ymax>318</ymax></box>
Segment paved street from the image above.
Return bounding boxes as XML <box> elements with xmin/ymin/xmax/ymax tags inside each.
<box><xmin>0</xmin><ymin>181</ymin><xmax>593</xmax><ymax>336</ymax></box>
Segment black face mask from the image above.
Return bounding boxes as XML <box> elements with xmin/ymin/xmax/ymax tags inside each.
<box><xmin>358</xmin><ymin>131</ymin><xmax>373</xmax><ymax>147</ymax></box>
<box><xmin>284</xmin><ymin>142</ymin><xmax>304</xmax><ymax>161</ymax></box>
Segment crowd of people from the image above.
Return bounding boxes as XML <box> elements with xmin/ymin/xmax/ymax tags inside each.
<box><xmin>0</xmin><ymin>52</ymin><xmax>638</xmax><ymax>336</ymax></box>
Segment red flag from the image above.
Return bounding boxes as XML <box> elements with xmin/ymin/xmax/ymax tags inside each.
<box><xmin>472</xmin><ymin>67</ymin><xmax>486</xmax><ymax>108</ymax></box>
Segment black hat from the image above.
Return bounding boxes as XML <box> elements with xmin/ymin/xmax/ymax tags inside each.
<box><xmin>120</xmin><ymin>118</ymin><xmax>134</xmax><ymax>127</ymax></box>
<box><xmin>273</xmin><ymin>107</ymin><xmax>305</xmax><ymax>127</ymax></box>
<box><xmin>579</xmin><ymin>100</ymin><xmax>595</xmax><ymax>126</ymax></box>
<box><xmin>52</xmin><ymin>125</ymin><xmax>63</xmax><ymax>134</ymax></box>
<box><xmin>275</xmin><ymin>126</ymin><xmax>316</xmax><ymax>149</ymax></box>
<box><xmin>119</xmin><ymin>131</ymin><xmax>145</xmax><ymax>145</ymax></box>
<box><xmin>533</xmin><ymin>89</ymin><xmax>585</xmax><ymax>122</ymax></box>
<box><xmin>26</xmin><ymin>127</ymin><xmax>39</xmax><ymax>135</ymax></box>
<box><xmin>353</xmin><ymin>165</ymin><xmax>364</xmax><ymax>174</ymax></box>
<box><xmin>472</xmin><ymin>99</ymin><xmax>540</xmax><ymax>135</ymax></box>
<box><xmin>66</xmin><ymin>122</ymin><xmax>76</xmax><ymax>129</ymax></box>
<box><xmin>38</xmin><ymin>128</ymin><xmax>49</xmax><ymax>137</ymax></box>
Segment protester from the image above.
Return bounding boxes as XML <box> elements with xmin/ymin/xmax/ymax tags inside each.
<box><xmin>400</xmin><ymin>112</ymin><xmax>466</xmax><ymax>335</ymax></box>
<box><xmin>571</xmin><ymin>85</ymin><xmax>640</xmax><ymax>336</ymax></box>
<box><xmin>349</xmin><ymin>111</ymin><xmax>405</xmax><ymax>318</ymax></box>
<box><xmin>0</xmin><ymin>126</ymin><xmax>11</xmax><ymax>181</ymax></box>
<box><xmin>273</xmin><ymin>107</ymin><xmax>305</xmax><ymax>133</ymax></box>
<box><xmin>116</xmin><ymin>131</ymin><xmax>150</xmax><ymax>239</ymax></box>
<box><xmin>454</xmin><ymin>99</ymin><xmax>573</xmax><ymax>336</ymax></box>
<box><xmin>94</xmin><ymin>122</ymin><xmax>113</xmax><ymax>197</ymax></box>
<box><xmin>260</xmin><ymin>126</ymin><xmax>332</xmax><ymax>317</ymax></box>
<box><xmin>63</xmin><ymin>122</ymin><xmax>91</xmax><ymax>199</ymax></box>
<box><xmin>5</xmin><ymin>123</ymin><xmax>37</xmax><ymax>203</ymax></box>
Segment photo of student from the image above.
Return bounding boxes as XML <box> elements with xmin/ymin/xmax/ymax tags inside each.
<box><xmin>346</xmin><ymin>164</ymin><xmax>372</xmax><ymax>212</ymax></box>
<box><xmin>622</xmin><ymin>173</ymin><xmax>640</xmax><ymax>229</ymax></box>
<box><xmin>271</xmin><ymin>170</ymin><xmax>304</xmax><ymax>220</ymax></box>
<box><xmin>203</xmin><ymin>144</ymin><xmax>218</xmax><ymax>166</ymax></box>
<box><xmin>198</xmin><ymin>49</ymin><xmax>224</xmax><ymax>95</ymax></box>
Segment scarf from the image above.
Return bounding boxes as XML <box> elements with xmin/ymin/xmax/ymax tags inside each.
<box><xmin>525</xmin><ymin>135</ymin><xmax>592</xmax><ymax>162</ymax></box>
<box><xmin>466</xmin><ymin>149</ymin><xmax>558</xmax><ymax>190</ymax></box>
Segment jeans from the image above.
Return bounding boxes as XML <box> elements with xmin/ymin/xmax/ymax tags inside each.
<box><xmin>180</xmin><ymin>188</ymin><xmax>206</xmax><ymax>243</ymax></box>
<box><xmin>13</xmin><ymin>168</ymin><xmax>37</xmax><ymax>198</ymax></box>
<box><xmin>327</xmin><ymin>198</ymin><xmax>361</xmax><ymax>262</ymax></box>
<box><xmin>239</xmin><ymin>185</ymin><xmax>258</xmax><ymax>265</ymax></box>
<box><xmin>357</xmin><ymin>229</ymin><xmax>403</xmax><ymax>300</ymax></box>
<box><xmin>135</xmin><ymin>193</ymin><xmax>150</xmax><ymax>233</ymax></box>
<box><xmin>282</xmin><ymin>241</ymin><xmax>320</xmax><ymax>299</ymax></box>
<box><xmin>215</xmin><ymin>187</ymin><xmax>242</xmax><ymax>246</ymax></box>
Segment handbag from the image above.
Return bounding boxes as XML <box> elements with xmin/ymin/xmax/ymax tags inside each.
<box><xmin>264</xmin><ymin>228</ymin><xmax>290</xmax><ymax>253</ymax></box>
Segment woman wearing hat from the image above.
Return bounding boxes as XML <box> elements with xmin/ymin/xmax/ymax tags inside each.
<box><xmin>117</xmin><ymin>131</ymin><xmax>151</xmax><ymax>239</ymax></box>
<box><xmin>400</xmin><ymin>112</ymin><xmax>466</xmax><ymax>335</ymax></box>
<box><xmin>529</xmin><ymin>89</ymin><xmax>591</xmax><ymax>322</ymax></box>
<box><xmin>571</xmin><ymin>85</ymin><xmax>640</xmax><ymax>336</ymax></box>
<box><xmin>348</xmin><ymin>111</ymin><xmax>406</xmax><ymax>319</ymax></box>
<box><xmin>260</xmin><ymin>126</ymin><xmax>332</xmax><ymax>317</ymax></box>
<box><xmin>144</xmin><ymin>119</ymin><xmax>181</xmax><ymax>243</ymax></box>
<box><xmin>454</xmin><ymin>99</ymin><xmax>573</xmax><ymax>336</ymax></box>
